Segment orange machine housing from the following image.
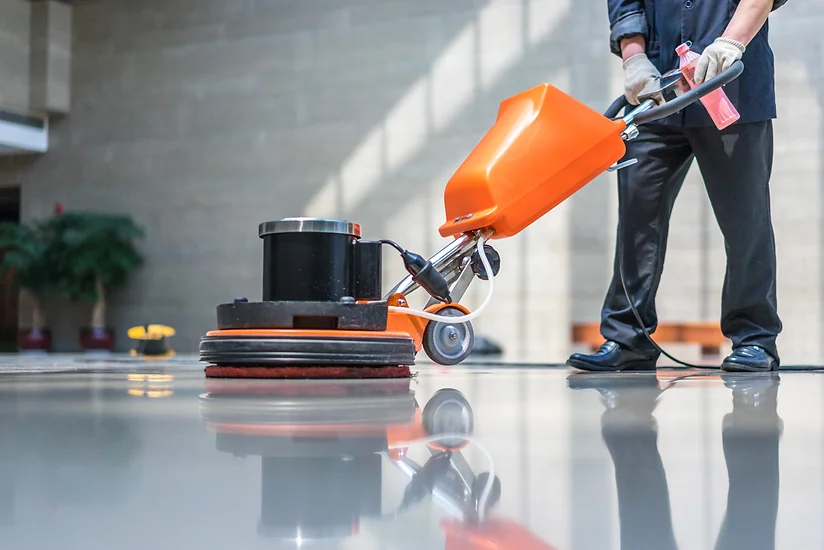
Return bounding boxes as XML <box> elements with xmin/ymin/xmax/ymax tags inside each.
<box><xmin>439</xmin><ymin>83</ymin><xmax>628</xmax><ymax>239</ymax></box>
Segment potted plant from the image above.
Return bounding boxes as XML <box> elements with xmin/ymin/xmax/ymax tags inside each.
<box><xmin>46</xmin><ymin>211</ymin><xmax>144</xmax><ymax>352</ymax></box>
<box><xmin>0</xmin><ymin>220</ymin><xmax>57</xmax><ymax>353</ymax></box>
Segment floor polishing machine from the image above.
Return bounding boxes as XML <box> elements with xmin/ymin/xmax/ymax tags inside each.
<box><xmin>199</xmin><ymin>60</ymin><xmax>744</xmax><ymax>379</ymax></box>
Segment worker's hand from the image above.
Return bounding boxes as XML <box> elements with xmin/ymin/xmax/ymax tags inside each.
<box><xmin>623</xmin><ymin>53</ymin><xmax>663</xmax><ymax>105</ymax></box>
<box><xmin>694</xmin><ymin>37</ymin><xmax>745</xmax><ymax>84</ymax></box>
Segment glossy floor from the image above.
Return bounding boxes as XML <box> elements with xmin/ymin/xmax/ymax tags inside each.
<box><xmin>0</xmin><ymin>358</ymin><xmax>822</xmax><ymax>549</ymax></box>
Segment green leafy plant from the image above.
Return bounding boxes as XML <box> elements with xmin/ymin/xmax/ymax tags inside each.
<box><xmin>45</xmin><ymin>212</ymin><xmax>145</xmax><ymax>330</ymax></box>
<box><xmin>0</xmin><ymin>220</ymin><xmax>57</xmax><ymax>331</ymax></box>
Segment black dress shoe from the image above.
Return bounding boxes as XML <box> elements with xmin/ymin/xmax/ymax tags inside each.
<box><xmin>566</xmin><ymin>340</ymin><xmax>658</xmax><ymax>372</ymax></box>
<box><xmin>721</xmin><ymin>345</ymin><xmax>778</xmax><ymax>372</ymax></box>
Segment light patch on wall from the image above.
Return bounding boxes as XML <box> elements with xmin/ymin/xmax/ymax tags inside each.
<box><xmin>340</xmin><ymin>128</ymin><xmax>383</xmax><ymax>213</ymax></box>
<box><xmin>478</xmin><ymin>2</ymin><xmax>525</xmax><ymax>88</ymax></box>
<box><xmin>304</xmin><ymin>0</ymin><xmax>572</xmax><ymax>220</ymax></box>
<box><xmin>385</xmin><ymin>79</ymin><xmax>428</xmax><ymax>172</ymax></box>
<box><xmin>529</xmin><ymin>0</ymin><xmax>568</xmax><ymax>46</ymax></box>
<box><xmin>304</xmin><ymin>173</ymin><xmax>339</xmax><ymax>217</ymax></box>
<box><xmin>430</xmin><ymin>26</ymin><xmax>475</xmax><ymax>132</ymax></box>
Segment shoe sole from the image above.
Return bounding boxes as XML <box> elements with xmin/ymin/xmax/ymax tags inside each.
<box><xmin>566</xmin><ymin>357</ymin><xmax>657</xmax><ymax>373</ymax></box>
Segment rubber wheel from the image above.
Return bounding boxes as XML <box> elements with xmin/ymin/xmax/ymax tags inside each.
<box><xmin>422</xmin><ymin>388</ymin><xmax>474</xmax><ymax>450</ymax></box>
<box><xmin>471</xmin><ymin>472</ymin><xmax>502</xmax><ymax>511</ymax></box>
<box><xmin>470</xmin><ymin>244</ymin><xmax>501</xmax><ymax>280</ymax></box>
<box><xmin>422</xmin><ymin>307</ymin><xmax>474</xmax><ymax>366</ymax></box>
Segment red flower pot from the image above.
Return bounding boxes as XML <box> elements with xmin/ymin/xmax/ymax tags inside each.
<box><xmin>18</xmin><ymin>328</ymin><xmax>52</xmax><ymax>353</ymax></box>
<box><xmin>80</xmin><ymin>327</ymin><xmax>115</xmax><ymax>351</ymax></box>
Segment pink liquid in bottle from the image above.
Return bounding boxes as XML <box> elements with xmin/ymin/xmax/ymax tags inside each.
<box><xmin>676</xmin><ymin>42</ymin><xmax>740</xmax><ymax>130</ymax></box>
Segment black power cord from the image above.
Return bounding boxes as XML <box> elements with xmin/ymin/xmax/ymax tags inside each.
<box><xmin>379</xmin><ymin>240</ymin><xmax>453</xmax><ymax>303</ymax></box>
<box><xmin>378</xmin><ymin>239</ymin><xmax>406</xmax><ymax>254</ymax></box>
<box><xmin>616</xmin><ymin>178</ymin><xmax>708</xmax><ymax>370</ymax></box>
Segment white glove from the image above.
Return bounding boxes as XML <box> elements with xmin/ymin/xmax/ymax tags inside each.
<box><xmin>694</xmin><ymin>37</ymin><xmax>745</xmax><ymax>84</ymax></box>
<box><xmin>623</xmin><ymin>53</ymin><xmax>663</xmax><ymax>105</ymax></box>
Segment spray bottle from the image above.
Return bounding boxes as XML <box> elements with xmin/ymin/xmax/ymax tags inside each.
<box><xmin>676</xmin><ymin>42</ymin><xmax>740</xmax><ymax>130</ymax></box>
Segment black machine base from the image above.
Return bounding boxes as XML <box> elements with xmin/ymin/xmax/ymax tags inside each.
<box><xmin>216</xmin><ymin>301</ymin><xmax>388</xmax><ymax>331</ymax></box>
<box><xmin>200</xmin><ymin>334</ymin><xmax>416</xmax><ymax>366</ymax></box>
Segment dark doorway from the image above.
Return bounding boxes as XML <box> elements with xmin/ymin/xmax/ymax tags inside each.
<box><xmin>0</xmin><ymin>187</ymin><xmax>20</xmax><ymax>352</ymax></box>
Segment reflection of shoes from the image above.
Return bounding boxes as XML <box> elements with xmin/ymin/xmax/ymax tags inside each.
<box><xmin>721</xmin><ymin>372</ymin><xmax>780</xmax><ymax>391</ymax></box>
<box><xmin>567</xmin><ymin>341</ymin><xmax>658</xmax><ymax>372</ymax></box>
<box><xmin>721</xmin><ymin>372</ymin><xmax>780</xmax><ymax>409</ymax></box>
<box><xmin>567</xmin><ymin>373</ymin><xmax>659</xmax><ymax>391</ymax></box>
<box><xmin>567</xmin><ymin>373</ymin><xmax>661</xmax><ymax>410</ymax></box>
<box><xmin>720</xmin><ymin>346</ymin><xmax>778</xmax><ymax>372</ymax></box>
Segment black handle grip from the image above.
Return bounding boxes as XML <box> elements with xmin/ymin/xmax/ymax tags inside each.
<box><xmin>604</xmin><ymin>95</ymin><xmax>629</xmax><ymax>119</ymax></box>
<box><xmin>603</xmin><ymin>60</ymin><xmax>744</xmax><ymax>124</ymax></box>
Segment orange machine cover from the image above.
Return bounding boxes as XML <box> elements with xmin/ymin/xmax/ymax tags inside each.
<box><xmin>439</xmin><ymin>84</ymin><xmax>627</xmax><ymax>239</ymax></box>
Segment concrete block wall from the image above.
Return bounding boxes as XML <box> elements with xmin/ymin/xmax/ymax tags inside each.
<box><xmin>0</xmin><ymin>0</ymin><xmax>71</xmax><ymax>114</ymax></box>
<box><xmin>0</xmin><ymin>0</ymin><xmax>30</xmax><ymax>110</ymax></box>
<box><xmin>2</xmin><ymin>0</ymin><xmax>822</xmax><ymax>364</ymax></box>
<box><xmin>30</xmin><ymin>0</ymin><xmax>73</xmax><ymax>113</ymax></box>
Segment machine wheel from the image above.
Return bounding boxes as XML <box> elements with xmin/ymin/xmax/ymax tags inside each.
<box><xmin>422</xmin><ymin>307</ymin><xmax>474</xmax><ymax>366</ymax></box>
<box><xmin>422</xmin><ymin>388</ymin><xmax>474</xmax><ymax>450</ymax></box>
<box><xmin>470</xmin><ymin>244</ymin><xmax>501</xmax><ymax>280</ymax></box>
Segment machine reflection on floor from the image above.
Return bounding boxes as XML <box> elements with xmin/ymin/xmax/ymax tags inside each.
<box><xmin>198</xmin><ymin>378</ymin><xmax>554</xmax><ymax>549</ymax></box>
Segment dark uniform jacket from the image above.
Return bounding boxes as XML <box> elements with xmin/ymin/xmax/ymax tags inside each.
<box><xmin>608</xmin><ymin>0</ymin><xmax>788</xmax><ymax>126</ymax></box>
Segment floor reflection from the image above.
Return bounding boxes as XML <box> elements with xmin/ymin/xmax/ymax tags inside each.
<box><xmin>198</xmin><ymin>379</ymin><xmax>416</xmax><ymax>542</ymax></box>
<box><xmin>0</xmin><ymin>364</ymin><xmax>815</xmax><ymax>549</ymax></box>
<box><xmin>569</xmin><ymin>372</ymin><xmax>782</xmax><ymax>550</ymax></box>
<box><xmin>197</xmin><ymin>378</ymin><xmax>557</xmax><ymax>549</ymax></box>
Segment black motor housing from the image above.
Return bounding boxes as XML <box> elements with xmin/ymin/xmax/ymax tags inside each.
<box><xmin>259</xmin><ymin>218</ymin><xmax>382</xmax><ymax>302</ymax></box>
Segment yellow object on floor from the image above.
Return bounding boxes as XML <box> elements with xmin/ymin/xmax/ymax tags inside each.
<box><xmin>128</xmin><ymin>324</ymin><xmax>176</xmax><ymax>358</ymax></box>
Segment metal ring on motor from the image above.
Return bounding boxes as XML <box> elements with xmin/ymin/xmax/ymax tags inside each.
<box><xmin>258</xmin><ymin>218</ymin><xmax>361</xmax><ymax>238</ymax></box>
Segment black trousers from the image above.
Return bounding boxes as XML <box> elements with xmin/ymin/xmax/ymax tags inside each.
<box><xmin>600</xmin><ymin>120</ymin><xmax>782</xmax><ymax>361</ymax></box>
